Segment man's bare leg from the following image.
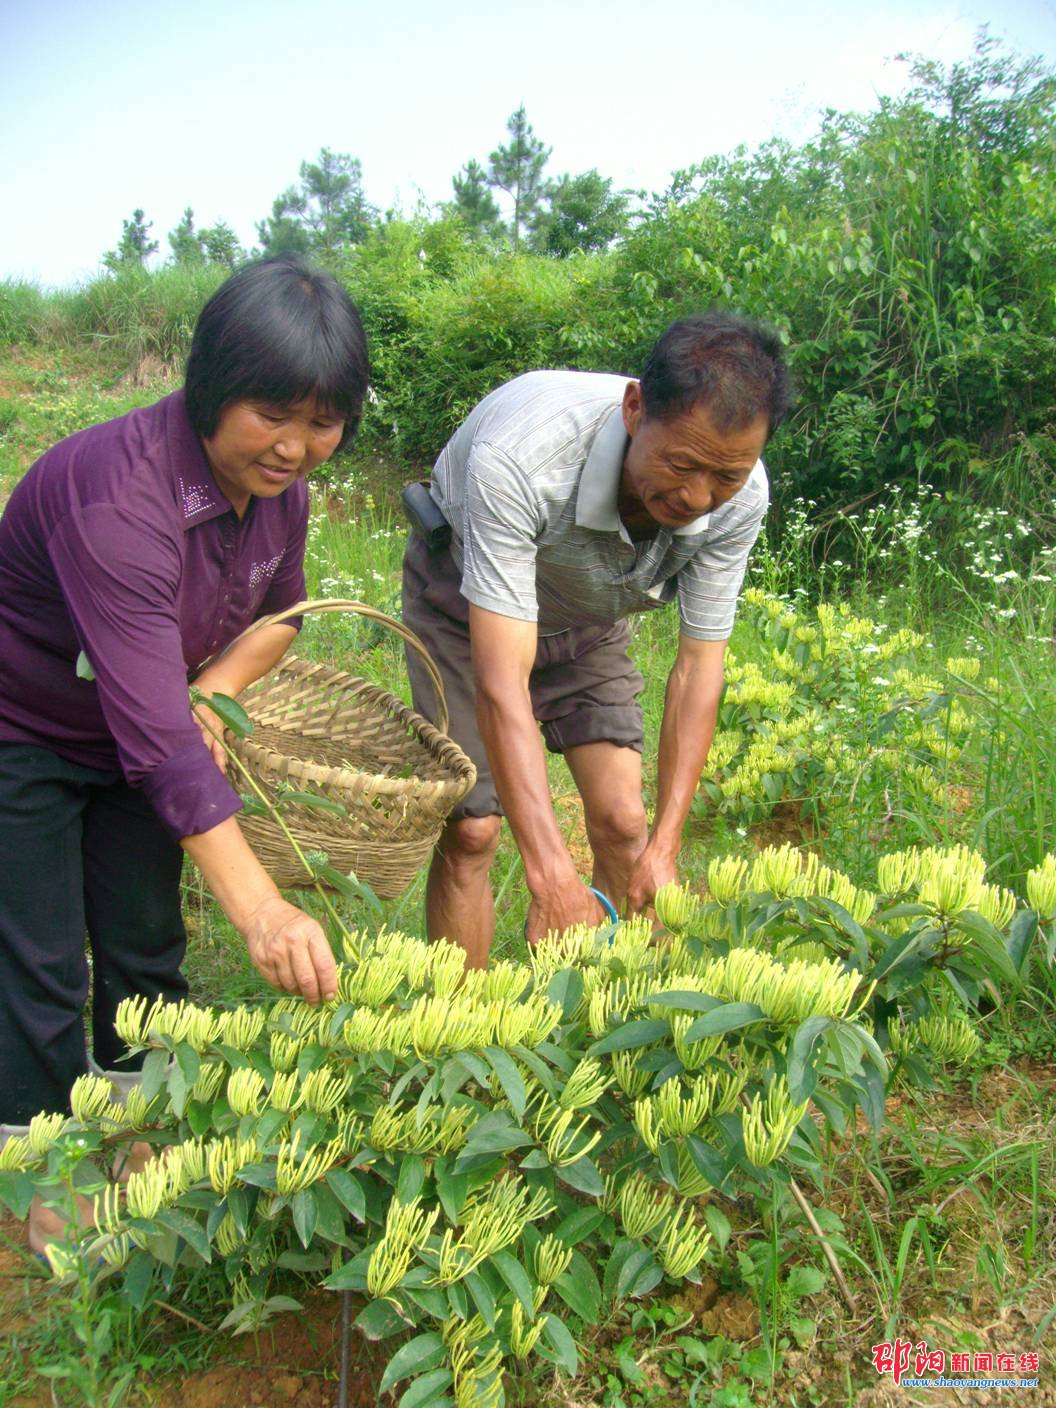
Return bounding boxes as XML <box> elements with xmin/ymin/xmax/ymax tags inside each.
<box><xmin>425</xmin><ymin>815</ymin><xmax>502</xmax><ymax>968</ymax></box>
<box><xmin>564</xmin><ymin>742</ymin><xmax>648</xmax><ymax>910</ymax></box>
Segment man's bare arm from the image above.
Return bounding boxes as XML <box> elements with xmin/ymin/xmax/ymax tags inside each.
<box><xmin>469</xmin><ymin>604</ymin><xmax>603</xmax><ymax>940</ymax></box>
<box><xmin>625</xmin><ymin>635</ymin><xmax>727</xmax><ymax>913</ymax></box>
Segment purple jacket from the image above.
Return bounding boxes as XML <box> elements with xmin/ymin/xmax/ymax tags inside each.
<box><xmin>0</xmin><ymin>391</ymin><xmax>307</xmax><ymax>839</ymax></box>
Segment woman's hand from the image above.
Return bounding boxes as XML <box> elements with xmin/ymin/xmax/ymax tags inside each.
<box><xmin>192</xmin><ymin>700</ymin><xmax>229</xmax><ymax>773</ymax></box>
<box><xmin>242</xmin><ymin>894</ymin><xmax>338</xmax><ymax>1004</ymax></box>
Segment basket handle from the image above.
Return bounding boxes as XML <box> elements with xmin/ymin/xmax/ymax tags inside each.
<box><xmin>232</xmin><ymin>598</ymin><xmax>450</xmax><ymax>735</ymax></box>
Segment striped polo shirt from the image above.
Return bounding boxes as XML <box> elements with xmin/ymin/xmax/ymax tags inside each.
<box><xmin>430</xmin><ymin>370</ymin><xmax>768</xmax><ymax>641</ymax></box>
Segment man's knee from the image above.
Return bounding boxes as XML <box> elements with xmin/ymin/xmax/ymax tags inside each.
<box><xmin>436</xmin><ymin>814</ymin><xmax>502</xmax><ymax>867</ymax></box>
<box><xmin>585</xmin><ymin>796</ymin><xmax>648</xmax><ymax>855</ymax></box>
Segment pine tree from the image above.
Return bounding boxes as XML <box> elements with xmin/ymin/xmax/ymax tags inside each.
<box><xmin>299</xmin><ymin>148</ymin><xmax>375</xmax><ymax>252</ymax></box>
<box><xmin>103</xmin><ymin>209</ymin><xmax>159</xmax><ymax>272</ymax></box>
<box><xmin>450</xmin><ymin>159</ymin><xmax>502</xmax><ymax>238</ymax></box>
<box><xmin>487</xmin><ymin>105</ymin><xmax>551</xmax><ymax>248</ymax></box>
<box><xmin>256</xmin><ymin>187</ymin><xmax>312</xmax><ymax>257</ymax></box>
<box><xmin>258</xmin><ymin>150</ymin><xmax>376</xmax><ymax>258</ymax></box>
<box><xmin>168</xmin><ymin>207</ymin><xmax>204</xmax><ymax>264</ymax></box>
<box><xmin>198</xmin><ymin>221</ymin><xmax>243</xmax><ymax>269</ymax></box>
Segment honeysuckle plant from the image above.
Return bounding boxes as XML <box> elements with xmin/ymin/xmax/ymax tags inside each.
<box><xmin>699</xmin><ymin>589</ymin><xmax>984</xmax><ymax>826</ymax></box>
<box><xmin>2</xmin><ymin>841</ymin><xmax>1050</xmax><ymax>1405</ymax></box>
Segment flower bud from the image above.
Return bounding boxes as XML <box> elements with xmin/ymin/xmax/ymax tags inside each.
<box><xmin>1026</xmin><ymin>855</ymin><xmax>1056</xmax><ymax>921</ymax></box>
<box><xmin>654</xmin><ymin>882</ymin><xmax>699</xmax><ymax>932</ymax></box>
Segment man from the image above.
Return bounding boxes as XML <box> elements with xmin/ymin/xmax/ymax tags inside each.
<box><xmin>402</xmin><ymin>312</ymin><xmax>789</xmax><ymax>966</ymax></box>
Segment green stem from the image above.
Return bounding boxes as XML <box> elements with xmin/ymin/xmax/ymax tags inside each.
<box><xmin>193</xmin><ymin>698</ymin><xmax>352</xmax><ymax>943</ymax></box>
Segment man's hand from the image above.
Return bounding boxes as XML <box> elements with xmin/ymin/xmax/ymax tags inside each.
<box><xmin>241</xmin><ymin>895</ymin><xmax>338</xmax><ymax>1004</ymax></box>
<box><xmin>625</xmin><ymin>841</ymin><xmax>679</xmax><ymax>916</ymax></box>
<box><xmin>525</xmin><ymin>878</ymin><xmax>606</xmax><ymax>945</ymax></box>
<box><xmin>192</xmin><ymin>700</ymin><xmax>229</xmax><ymax>773</ymax></box>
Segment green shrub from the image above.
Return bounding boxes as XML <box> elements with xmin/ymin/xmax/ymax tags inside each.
<box><xmin>4</xmin><ymin>838</ymin><xmax>1049</xmax><ymax>1404</ymax></box>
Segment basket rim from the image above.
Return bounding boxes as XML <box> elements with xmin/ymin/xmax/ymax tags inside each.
<box><xmin>228</xmin><ymin>655</ymin><xmax>476</xmax><ymax>800</ymax></box>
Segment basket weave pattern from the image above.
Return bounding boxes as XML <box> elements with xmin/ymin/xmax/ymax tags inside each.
<box><xmin>225</xmin><ymin>603</ymin><xmax>476</xmax><ymax>898</ymax></box>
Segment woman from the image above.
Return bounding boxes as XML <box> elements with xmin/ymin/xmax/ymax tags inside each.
<box><xmin>0</xmin><ymin>255</ymin><xmax>369</xmax><ymax>1247</ymax></box>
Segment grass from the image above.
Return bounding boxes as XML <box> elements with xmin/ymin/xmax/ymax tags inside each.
<box><xmin>0</xmin><ymin>348</ymin><xmax>1054</xmax><ymax>1404</ymax></box>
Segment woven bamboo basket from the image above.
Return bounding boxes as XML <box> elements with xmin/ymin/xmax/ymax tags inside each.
<box><xmin>223</xmin><ymin>600</ymin><xmax>476</xmax><ymax>897</ymax></box>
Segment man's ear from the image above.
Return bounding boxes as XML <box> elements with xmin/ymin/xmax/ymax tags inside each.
<box><xmin>622</xmin><ymin>380</ymin><xmax>644</xmax><ymax>437</ymax></box>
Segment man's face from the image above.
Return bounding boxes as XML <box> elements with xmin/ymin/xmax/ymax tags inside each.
<box><xmin>619</xmin><ymin>381</ymin><xmax>768</xmax><ymax>530</ymax></box>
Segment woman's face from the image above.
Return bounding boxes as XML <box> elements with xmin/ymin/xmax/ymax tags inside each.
<box><xmin>203</xmin><ymin>396</ymin><xmax>344</xmax><ymax>516</ymax></box>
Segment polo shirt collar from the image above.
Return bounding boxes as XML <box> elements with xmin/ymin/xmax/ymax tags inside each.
<box><xmin>166</xmin><ymin>391</ymin><xmax>239</xmax><ymax>530</ymax></box>
<box><xmin>575</xmin><ymin>403</ymin><xmax>710</xmax><ymax>538</ymax></box>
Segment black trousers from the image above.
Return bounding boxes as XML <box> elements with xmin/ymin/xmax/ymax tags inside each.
<box><xmin>0</xmin><ymin>744</ymin><xmax>188</xmax><ymax>1124</ymax></box>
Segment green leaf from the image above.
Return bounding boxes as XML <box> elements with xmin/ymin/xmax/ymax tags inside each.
<box><xmin>398</xmin><ymin>1368</ymin><xmax>453</xmax><ymax>1408</ymax></box>
<box><xmin>0</xmin><ymin>1170</ymin><xmax>34</xmax><ymax>1221</ymax></box>
<box><xmin>355</xmin><ymin>1297</ymin><xmax>411</xmax><ymax>1341</ymax></box>
<box><xmin>488</xmin><ymin>1250</ymin><xmax>536</xmax><ymax>1319</ymax></box>
<box><xmin>555</xmin><ymin>1250</ymin><xmax>601</xmax><ymax>1323</ymax></box>
<box><xmin>705</xmin><ymin>1204</ymin><xmax>732</xmax><ymax>1254</ymax></box>
<box><xmin>846</xmin><ymin>1023</ymin><xmax>887</xmax><ymax>1076</ymax></box>
<box><xmin>121</xmin><ymin>1251</ymin><xmax>155</xmax><ymax>1309</ymax></box>
<box><xmin>787</xmin><ymin>1016</ymin><xmax>832</xmax><ymax>1105</ymax></box>
<box><xmin>587</xmin><ymin>1018</ymin><xmax>670</xmax><ymax>1056</ymax></box>
<box><xmin>397</xmin><ymin>1155</ymin><xmax>427</xmax><ymax>1204</ymax></box>
<box><xmin>404</xmin><ymin>1286</ymin><xmax>449</xmax><ymax>1320</ymax></box>
<box><xmin>785</xmin><ymin>1264</ymin><xmax>826</xmax><ymax>1299</ymax></box>
<box><xmin>556</xmin><ymin>1156</ymin><xmax>605</xmax><ymax>1196</ymax></box>
<box><xmin>185</xmin><ymin>1098</ymin><xmax>213</xmax><ymax>1138</ymax></box>
<box><xmin>552</xmin><ymin>1206</ymin><xmax>605</xmax><ymax>1245</ymax></box>
<box><xmin>325</xmin><ymin>1246</ymin><xmax>372</xmax><ymax>1291</ymax></box>
<box><xmin>602</xmin><ymin>1238</ymin><xmax>639</xmax><ymax>1304</ymax></box>
<box><xmin>140</xmin><ymin>1048</ymin><xmax>170</xmax><ymax>1104</ymax></box>
<box><xmin>547</xmin><ymin>968</ymin><xmax>584</xmax><ymax>1018</ymax></box>
<box><xmin>379</xmin><ymin>1333</ymin><xmax>447</xmax><ymax>1395</ymax></box>
<box><xmin>460</xmin><ymin>1111</ymin><xmax>532</xmax><ymax>1158</ymax></box>
<box><xmin>464</xmin><ymin>1269</ymin><xmax>497</xmax><ymax>1327</ymax></box>
<box><xmin>684</xmin><ymin>1002</ymin><xmax>766</xmax><ymax>1040</ymax></box>
<box><xmin>952</xmin><ymin>917</ymin><xmax>1019</xmax><ymax>984</ymax></box>
<box><xmin>156</xmin><ymin>1207</ymin><xmax>211</xmax><ymax>1263</ymax></box>
<box><xmin>279</xmin><ymin>790</ymin><xmax>348</xmax><ymax>816</ymax></box>
<box><xmin>856</xmin><ymin>1064</ymin><xmax>886</xmax><ymax>1133</ymax></box>
<box><xmin>217</xmin><ymin>1300</ymin><xmax>261</xmax><ymax>1333</ymax></box>
<box><xmin>540</xmin><ymin>1313</ymin><xmax>578</xmax><ymax>1376</ymax></box>
<box><xmin>686</xmin><ymin>1136</ymin><xmax>729</xmax><ymax>1190</ymax></box>
<box><xmin>434</xmin><ymin>1161</ymin><xmax>468</xmax><ymax>1225</ymax></box>
<box><xmin>291</xmin><ymin>1189</ymin><xmax>318</xmax><ymax>1249</ymax></box>
<box><xmin>75</xmin><ymin>650</ymin><xmax>96</xmax><ymax>682</ymax></box>
<box><xmin>254</xmin><ymin>1107</ymin><xmax>289</xmax><ymax>1146</ymax></box>
<box><xmin>446</xmin><ymin>1282</ymin><xmax>468</xmax><ymax>1321</ymax></box>
<box><xmin>174</xmin><ymin>1041</ymin><xmax>201</xmax><ymax>1088</ymax></box>
<box><xmin>326</xmin><ymin>1168</ymin><xmax>367</xmax><ymax>1222</ymax></box>
<box><xmin>616</xmin><ymin>1247</ymin><xmax>659</xmax><ymax>1298</ymax></box>
<box><xmin>511</xmin><ymin>1044</ymin><xmax>560</xmax><ymax>1098</ymax></box>
<box><xmin>483</xmin><ymin>1047</ymin><xmax>527</xmax><ymax>1119</ymax></box>
<box><xmin>868</xmin><ymin>927</ymin><xmax>938</xmax><ymax>981</ymax></box>
<box><xmin>1007</xmin><ymin>909</ymin><xmax>1039</xmax><ymax>973</ymax></box>
<box><xmin>317</xmin><ymin>866</ymin><xmax>383</xmax><ymax>914</ymax></box>
<box><xmin>199</xmin><ymin>690</ymin><xmax>253</xmax><ymax>738</ymax></box>
<box><xmin>447</xmin><ymin>1050</ymin><xmax>492</xmax><ymax>1088</ymax></box>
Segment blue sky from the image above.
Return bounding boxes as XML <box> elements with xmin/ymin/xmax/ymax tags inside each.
<box><xmin>2</xmin><ymin>0</ymin><xmax>1054</xmax><ymax>287</ymax></box>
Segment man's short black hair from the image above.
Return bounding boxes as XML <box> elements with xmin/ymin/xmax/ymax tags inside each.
<box><xmin>184</xmin><ymin>255</ymin><xmax>369</xmax><ymax>450</ymax></box>
<box><xmin>639</xmin><ymin>311</ymin><xmax>790</xmax><ymax>437</ymax></box>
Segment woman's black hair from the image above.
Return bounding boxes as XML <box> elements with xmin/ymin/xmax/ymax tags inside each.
<box><xmin>184</xmin><ymin>255</ymin><xmax>369</xmax><ymax>450</ymax></box>
<box><xmin>639</xmin><ymin>310</ymin><xmax>791</xmax><ymax>438</ymax></box>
